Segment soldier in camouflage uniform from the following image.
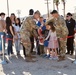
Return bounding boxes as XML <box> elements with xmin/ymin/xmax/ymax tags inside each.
<box><xmin>50</xmin><ymin>10</ymin><xmax>69</xmax><ymax>61</ymax></box>
<box><xmin>20</xmin><ymin>11</ymin><xmax>40</xmax><ymax>62</ymax></box>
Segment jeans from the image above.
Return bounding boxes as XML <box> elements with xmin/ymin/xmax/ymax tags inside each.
<box><xmin>0</xmin><ymin>32</ymin><xmax>5</xmax><ymax>51</ymax></box>
<box><xmin>15</xmin><ymin>38</ymin><xmax>21</xmax><ymax>53</ymax></box>
<box><xmin>6</xmin><ymin>33</ymin><xmax>13</xmax><ymax>55</ymax></box>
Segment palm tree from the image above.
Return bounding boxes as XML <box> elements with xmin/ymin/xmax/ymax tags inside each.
<box><xmin>54</xmin><ymin>0</ymin><xmax>59</xmax><ymax>11</ymax></box>
<box><xmin>61</xmin><ymin>0</ymin><xmax>66</xmax><ymax>17</ymax></box>
<box><xmin>53</xmin><ymin>0</ymin><xmax>55</xmax><ymax>10</ymax></box>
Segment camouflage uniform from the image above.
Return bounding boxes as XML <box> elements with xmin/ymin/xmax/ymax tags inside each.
<box><xmin>46</xmin><ymin>16</ymin><xmax>68</xmax><ymax>58</ymax></box>
<box><xmin>54</xmin><ymin>16</ymin><xmax>68</xmax><ymax>58</ymax></box>
<box><xmin>20</xmin><ymin>16</ymin><xmax>38</xmax><ymax>61</ymax></box>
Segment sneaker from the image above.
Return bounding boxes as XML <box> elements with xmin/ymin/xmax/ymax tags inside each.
<box><xmin>53</xmin><ymin>57</ymin><xmax>58</xmax><ymax>60</ymax></box>
<box><xmin>10</xmin><ymin>54</ymin><xmax>14</xmax><ymax>57</ymax></box>
<box><xmin>42</xmin><ymin>54</ymin><xmax>47</xmax><ymax>58</ymax></box>
<box><xmin>45</xmin><ymin>55</ymin><xmax>50</xmax><ymax>58</ymax></box>
<box><xmin>49</xmin><ymin>57</ymin><xmax>53</xmax><ymax>60</ymax></box>
<box><xmin>7</xmin><ymin>55</ymin><xmax>12</xmax><ymax>60</ymax></box>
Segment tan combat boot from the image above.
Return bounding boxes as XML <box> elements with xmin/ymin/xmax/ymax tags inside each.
<box><xmin>58</xmin><ymin>56</ymin><xmax>65</xmax><ymax>62</ymax></box>
<box><xmin>25</xmin><ymin>54</ymin><xmax>36</xmax><ymax>62</ymax></box>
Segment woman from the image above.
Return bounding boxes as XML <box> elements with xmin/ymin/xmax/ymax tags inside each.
<box><xmin>14</xmin><ymin>18</ymin><xmax>21</xmax><ymax>55</ymax></box>
<box><xmin>10</xmin><ymin>13</ymin><xmax>16</xmax><ymax>26</ymax></box>
<box><xmin>6</xmin><ymin>17</ymin><xmax>15</xmax><ymax>58</ymax></box>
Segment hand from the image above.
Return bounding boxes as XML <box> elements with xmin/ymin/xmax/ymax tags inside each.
<box><xmin>59</xmin><ymin>38</ymin><xmax>63</xmax><ymax>41</ymax></box>
<box><xmin>14</xmin><ymin>35</ymin><xmax>18</xmax><ymax>40</ymax></box>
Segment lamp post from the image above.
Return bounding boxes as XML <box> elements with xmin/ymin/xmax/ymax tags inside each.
<box><xmin>53</xmin><ymin>0</ymin><xmax>55</xmax><ymax>10</ymax></box>
<box><xmin>61</xmin><ymin>0</ymin><xmax>66</xmax><ymax>17</ymax></box>
<box><xmin>7</xmin><ymin>0</ymin><xmax>9</xmax><ymax>16</ymax></box>
<box><xmin>63</xmin><ymin>1</ymin><xmax>65</xmax><ymax>17</ymax></box>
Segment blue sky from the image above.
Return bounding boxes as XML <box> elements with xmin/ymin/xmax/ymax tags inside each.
<box><xmin>0</xmin><ymin>0</ymin><xmax>76</xmax><ymax>17</ymax></box>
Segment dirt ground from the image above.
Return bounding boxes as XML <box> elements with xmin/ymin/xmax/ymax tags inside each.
<box><xmin>0</xmin><ymin>48</ymin><xmax>76</xmax><ymax>75</ymax></box>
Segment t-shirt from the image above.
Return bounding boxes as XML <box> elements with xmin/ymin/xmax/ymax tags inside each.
<box><xmin>13</xmin><ymin>25</ymin><xmax>21</xmax><ymax>38</ymax></box>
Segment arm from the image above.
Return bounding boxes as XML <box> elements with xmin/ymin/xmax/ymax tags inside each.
<box><xmin>26</xmin><ymin>17</ymin><xmax>39</xmax><ymax>29</ymax></box>
<box><xmin>38</xmin><ymin>28</ymin><xmax>42</xmax><ymax>36</ymax></box>
<box><xmin>45</xmin><ymin>30</ymin><xmax>50</xmax><ymax>40</ymax></box>
<box><xmin>1</xmin><ymin>20</ymin><xmax>6</xmax><ymax>32</ymax></box>
<box><xmin>3</xmin><ymin>21</ymin><xmax>6</xmax><ymax>32</ymax></box>
<box><xmin>10</xmin><ymin>26</ymin><xmax>15</xmax><ymax>36</ymax></box>
<box><xmin>61</xmin><ymin>17</ymin><xmax>69</xmax><ymax>37</ymax></box>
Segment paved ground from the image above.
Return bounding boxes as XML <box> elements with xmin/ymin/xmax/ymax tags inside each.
<box><xmin>0</xmin><ymin>48</ymin><xmax>76</xmax><ymax>75</ymax></box>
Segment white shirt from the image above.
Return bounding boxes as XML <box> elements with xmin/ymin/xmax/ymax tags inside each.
<box><xmin>13</xmin><ymin>25</ymin><xmax>21</xmax><ymax>38</ymax></box>
<box><xmin>45</xmin><ymin>30</ymin><xmax>57</xmax><ymax>41</ymax></box>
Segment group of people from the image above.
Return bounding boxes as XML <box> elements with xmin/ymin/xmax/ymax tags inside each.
<box><xmin>0</xmin><ymin>12</ymin><xmax>25</xmax><ymax>59</ymax></box>
<box><xmin>0</xmin><ymin>9</ymin><xmax>76</xmax><ymax>62</ymax></box>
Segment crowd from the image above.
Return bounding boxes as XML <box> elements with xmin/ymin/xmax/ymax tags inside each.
<box><xmin>0</xmin><ymin>9</ymin><xmax>76</xmax><ymax>62</ymax></box>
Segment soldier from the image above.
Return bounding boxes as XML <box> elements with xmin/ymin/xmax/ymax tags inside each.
<box><xmin>20</xmin><ymin>11</ymin><xmax>40</xmax><ymax>62</ymax></box>
<box><xmin>50</xmin><ymin>10</ymin><xmax>69</xmax><ymax>61</ymax></box>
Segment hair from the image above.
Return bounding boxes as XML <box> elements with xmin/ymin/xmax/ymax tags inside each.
<box><xmin>11</xmin><ymin>13</ymin><xmax>15</xmax><ymax>16</ymax></box>
<box><xmin>6</xmin><ymin>17</ymin><xmax>12</xmax><ymax>26</ymax></box>
<box><xmin>6</xmin><ymin>17</ymin><xmax>15</xmax><ymax>35</ymax></box>
<box><xmin>40</xmin><ymin>16</ymin><xmax>43</xmax><ymax>18</ymax></box>
<box><xmin>0</xmin><ymin>12</ymin><xmax>5</xmax><ymax>16</ymax></box>
<box><xmin>10</xmin><ymin>13</ymin><xmax>16</xmax><ymax>23</ymax></box>
<box><xmin>29</xmin><ymin>9</ymin><xmax>34</xmax><ymax>15</ymax></box>
<box><xmin>51</xmin><ymin>10</ymin><xmax>58</xmax><ymax>14</ymax></box>
<box><xmin>34</xmin><ymin>10</ymin><xmax>41</xmax><ymax>15</ymax></box>
<box><xmin>47</xmin><ymin>22</ymin><xmax>55</xmax><ymax>32</ymax></box>
<box><xmin>15</xmin><ymin>18</ymin><xmax>21</xmax><ymax>27</ymax></box>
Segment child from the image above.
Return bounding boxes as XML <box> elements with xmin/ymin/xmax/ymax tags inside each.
<box><xmin>45</xmin><ymin>22</ymin><xmax>59</xmax><ymax>60</ymax></box>
<box><xmin>38</xmin><ymin>26</ymin><xmax>44</xmax><ymax>55</ymax></box>
<box><xmin>41</xmin><ymin>26</ymin><xmax>49</xmax><ymax>58</ymax></box>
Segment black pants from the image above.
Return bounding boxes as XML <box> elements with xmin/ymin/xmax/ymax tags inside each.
<box><xmin>36</xmin><ymin>38</ymin><xmax>40</xmax><ymax>55</ymax></box>
<box><xmin>67</xmin><ymin>37</ymin><xmax>74</xmax><ymax>54</ymax></box>
<box><xmin>22</xmin><ymin>45</ymin><xmax>26</xmax><ymax>57</ymax></box>
<box><xmin>30</xmin><ymin>35</ymin><xmax>34</xmax><ymax>53</ymax></box>
<box><xmin>39</xmin><ymin>45</ymin><xmax>44</xmax><ymax>55</ymax></box>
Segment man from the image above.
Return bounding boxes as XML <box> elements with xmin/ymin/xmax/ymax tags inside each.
<box><xmin>20</xmin><ymin>11</ymin><xmax>39</xmax><ymax>62</ymax></box>
<box><xmin>66</xmin><ymin>13</ymin><xmax>75</xmax><ymax>55</ymax></box>
<box><xmin>0</xmin><ymin>12</ymin><xmax>6</xmax><ymax>56</ymax></box>
<box><xmin>50</xmin><ymin>10</ymin><xmax>68</xmax><ymax>61</ymax></box>
<box><xmin>29</xmin><ymin>9</ymin><xmax>35</xmax><ymax>54</ymax></box>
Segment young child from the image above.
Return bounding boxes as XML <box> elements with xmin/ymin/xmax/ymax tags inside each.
<box><xmin>38</xmin><ymin>27</ymin><xmax>44</xmax><ymax>55</ymax></box>
<box><xmin>45</xmin><ymin>21</ymin><xmax>59</xmax><ymax>60</ymax></box>
<box><xmin>42</xmin><ymin>27</ymin><xmax>49</xmax><ymax>58</ymax></box>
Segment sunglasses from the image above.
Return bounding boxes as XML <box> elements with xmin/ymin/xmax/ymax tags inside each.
<box><xmin>66</xmin><ymin>16</ymin><xmax>69</xmax><ymax>17</ymax></box>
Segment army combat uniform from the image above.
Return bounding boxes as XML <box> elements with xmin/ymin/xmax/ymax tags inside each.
<box><xmin>20</xmin><ymin>16</ymin><xmax>38</xmax><ymax>62</ymax></box>
<box><xmin>54</xmin><ymin>16</ymin><xmax>68</xmax><ymax>60</ymax></box>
